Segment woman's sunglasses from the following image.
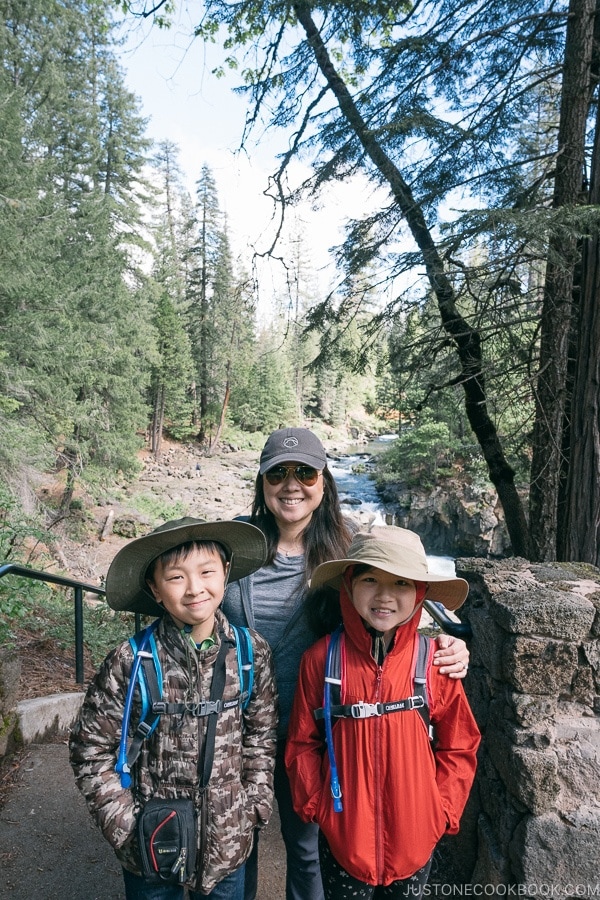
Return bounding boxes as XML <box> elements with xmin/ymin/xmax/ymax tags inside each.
<box><xmin>264</xmin><ymin>465</ymin><xmax>321</xmax><ymax>486</ymax></box>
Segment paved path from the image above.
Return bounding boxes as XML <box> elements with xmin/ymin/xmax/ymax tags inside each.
<box><xmin>0</xmin><ymin>742</ymin><xmax>286</xmax><ymax>899</ymax></box>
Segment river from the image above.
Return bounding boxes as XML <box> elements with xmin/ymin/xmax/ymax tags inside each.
<box><xmin>328</xmin><ymin>436</ymin><xmax>456</xmax><ymax>577</ymax></box>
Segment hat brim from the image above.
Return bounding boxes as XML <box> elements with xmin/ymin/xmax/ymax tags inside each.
<box><xmin>106</xmin><ymin>520</ymin><xmax>267</xmax><ymax>616</ymax></box>
<box><xmin>310</xmin><ymin>557</ymin><xmax>468</xmax><ymax>611</ymax></box>
<box><xmin>259</xmin><ymin>454</ymin><xmax>327</xmax><ymax>474</ymax></box>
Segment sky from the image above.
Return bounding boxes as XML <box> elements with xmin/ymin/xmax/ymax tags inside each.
<box><xmin>116</xmin><ymin>6</ymin><xmax>368</xmax><ymax>298</ymax></box>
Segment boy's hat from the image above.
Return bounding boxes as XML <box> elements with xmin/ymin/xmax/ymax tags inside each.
<box><xmin>259</xmin><ymin>427</ymin><xmax>327</xmax><ymax>474</ymax></box>
<box><xmin>106</xmin><ymin>517</ymin><xmax>267</xmax><ymax>616</ymax></box>
<box><xmin>310</xmin><ymin>525</ymin><xmax>469</xmax><ymax>611</ymax></box>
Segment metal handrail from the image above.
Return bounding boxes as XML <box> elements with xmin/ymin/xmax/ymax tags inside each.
<box><xmin>423</xmin><ymin>599</ymin><xmax>472</xmax><ymax>640</ymax></box>
<box><xmin>0</xmin><ymin>562</ymin><xmax>106</xmax><ymax>685</ymax></box>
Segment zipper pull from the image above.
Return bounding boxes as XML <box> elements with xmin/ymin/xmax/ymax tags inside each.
<box><xmin>376</xmin><ymin>665</ymin><xmax>383</xmax><ymax>697</ymax></box>
<box><xmin>171</xmin><ymin>847</ymin><xmax>187</xmax><ymax>883</ymax></box>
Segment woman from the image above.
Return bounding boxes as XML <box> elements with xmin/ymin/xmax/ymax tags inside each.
<box><xmin>222</xmin><ymin>427</ymin><xmax>470</xmax><ymax>900</ymax></box>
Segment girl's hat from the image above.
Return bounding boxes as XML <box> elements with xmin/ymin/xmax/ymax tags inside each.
<box><xmin>106</xmin><ymin>517</ymin><xmax>267</xmax><ymax>616</ymax></box>
<box><xmin>310</xmin><ymin>525</ymin><xmax>469</xmax><ymax>611</ymax></box>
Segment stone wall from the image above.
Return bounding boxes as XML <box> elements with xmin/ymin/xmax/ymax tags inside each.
<box><xmin>444</xmin><ymin>557</ymin><xmax>600</xmax><ymax>894</ymax></box>
<box><xmin>0</xmin><ymin>648</ymin><xmax>21</xmax><ymax>757</ymax></box>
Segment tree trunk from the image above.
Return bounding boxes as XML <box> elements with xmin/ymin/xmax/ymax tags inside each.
<box><xmin>528</xmin><ymin>0</ymin><xmax>595</xmax><ymax>560</ymax></box>
<box><xmin>208</xmin><ymin>379</ymin><xmax>230</xmax><ymax>456</ymax></box>
<box><xmin>562</xmin><ymin>94</ymin><xmax>600</xmax><ymax>564</ymax></box>
<box><xmin>197</xmin><ymin>209</ymin><xmax>210</xmax><ymax>445</ymax></box>
<box><xmin>208</xmin><ymin>321</ymin><xmax>237</xmax><ymax>456</ymax></box>
<box><xmin>55</xmin><ymin>445</ymin><xmax>78</xmax><ymax>521</ymax></box>
<box><xmin>293</xmin><ymin>1</ymin><xmax>530</xmax><ymax>556</ymax></box>
<box><xmin>151</xmin><ymin>383</ymin><xmax>165</xmax><ymax>461</ymax></box>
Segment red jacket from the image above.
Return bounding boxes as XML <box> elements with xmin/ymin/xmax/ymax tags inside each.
<box><xmin>285</xmin><ymin>587</ymin><xmax>480</xmax><ymax>885</ymax></box>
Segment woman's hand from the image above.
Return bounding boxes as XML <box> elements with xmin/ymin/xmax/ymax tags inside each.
<box><xmin>433</xmin><ymin>634</ymin><xmax>470</xmax><ymax>679</ymax></box>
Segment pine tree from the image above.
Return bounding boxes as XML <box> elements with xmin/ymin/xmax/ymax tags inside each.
<box><xmin>0</xmin><ymin>0</ymin><xmax>155</xmax><ymax>510</ymax></box>
<box><xmin>186</xmin><ymin>164</ymin><xmax>223</xmax><ymax>443</ymax></box>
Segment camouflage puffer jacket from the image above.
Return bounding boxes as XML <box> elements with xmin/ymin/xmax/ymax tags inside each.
<box><xmin>69</xmin><ymin>609</ymin><xmax>277</xmax><ymax>894</ymax></box>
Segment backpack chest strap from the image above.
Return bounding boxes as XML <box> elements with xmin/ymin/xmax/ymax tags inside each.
<box><xmin>315</xmin><ymin>694</ymin><xmax>425</xmax><ymax>720</ymax></box>
<box><xmin>151</xmin><ymin>695</ymin><xmax>247</xmax><ymax>717</ymax></box>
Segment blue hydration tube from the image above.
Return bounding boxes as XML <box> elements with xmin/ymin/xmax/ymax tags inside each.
<box><xmin>115</xmin><ymin>623</ymin><xmax>155</xmax><ymax>790</ymax></box>
<box><xmin>324</xmin><ymin>634</ymin><xmax>343</xmax><ymax>813</ymax></box>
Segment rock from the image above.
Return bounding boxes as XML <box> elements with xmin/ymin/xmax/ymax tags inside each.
<box><xmin>378</xmin><ymin>481</ymin><xmax>512</xmax><ymax>557</ymax></box>
<box><xmin>511</xmin><ymin>811</ymin><xmax>600</xmax><ymax>886</ymax></box>
<box><xmin>98</xmin><ymin>510</ymin><xmax>114</xmax><ymax>541</ymax></box>
<box><xmin>502</xmin><ymin>635</ymin><xmax>579</xmax><ymax>694</ymax></box>
<box><xmin>0</xmin><ymin>649</ymin><xmax>21</xmax><ymax>756</ymax></box>
<box><xmin>489</xmin><ymin>587</ymin><xmax>596</xmax><ymax>640</ymax></box>
<box><xmin>487</xmin><ymin>732</ymin><xmax>560</xmax><ymax>814</ymax></box>
<box><xmin>113</xmin><ymin>515</ymin><xmax>142</xmax><ymax>538</ymax></box>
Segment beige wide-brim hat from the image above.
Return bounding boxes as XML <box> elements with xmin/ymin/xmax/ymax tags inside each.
<box><xmin>106</xmin><ymin>517</ymin><xmax>267</xmax><ymax>616</ymax></box>
<box><xmin>310</xmin><ymin>525</ymin><xmax>469</xmax><ymax>611</ymax></box>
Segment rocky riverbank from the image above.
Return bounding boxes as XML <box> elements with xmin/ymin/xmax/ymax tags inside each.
<box><xmin>377</xmin><ymin>478</ymin><xmax>512</xmax><ymax>557</ymax></box>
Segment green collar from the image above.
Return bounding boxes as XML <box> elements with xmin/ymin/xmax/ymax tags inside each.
<box><xmin>183</xmin><ymin>624</ymin><xmax>217</xmax><ymax>652</ymax></box>
<box><xmin>196</xmin><ymin>634</ymin><xmax>217</xmax><ymax>651</ymax></box>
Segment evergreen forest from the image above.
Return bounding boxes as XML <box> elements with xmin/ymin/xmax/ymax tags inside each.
<box><xmin>2</xmin><ymin>0</ymin><xmax>600</xmax><ymax>566</ymax></box>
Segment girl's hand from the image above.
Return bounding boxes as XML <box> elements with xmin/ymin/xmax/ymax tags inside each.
<box><xmin>433</xmin><ymin>635</ymin><xmax>470</xmax><ymax>679</ymax></box>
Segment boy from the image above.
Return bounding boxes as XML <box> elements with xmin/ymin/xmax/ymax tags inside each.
<box><xmin>70</xmin><ymin>517</ymin><xmax>278</xmax><ymax>899</ymax></box>
<box><xmin>285</xmin><ymin>526</ymin><xmax>480</xmax><ymax>899</ymax></box>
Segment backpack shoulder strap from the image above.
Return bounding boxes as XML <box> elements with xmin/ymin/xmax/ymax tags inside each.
<box><xmin>231</xmin><ymin>623</ymin><xmax>254</xmax><ymax>710</ymax></box>
<box><xmin>413</xmin><ymin>632</ymin><xmax>434</xmax><ymax>739</ymax></box>
<box><xmin>326</xmin><ymin>624</ymin><xmax>344</xmax><ymax>705</ymax></box>
<box><xmin>136</xmin><ymin>629</ymin><xmax>163</xmax><ymax>721</ymax></box>
<box><xmin>125</xmin><ymin>623</ymin><xmax>163</xmax><ymax>770</ymax></box>
<box><xmin>115</xmin><ymin>618</ymin><xmax>161</xmax><ymax>789</ymax></box>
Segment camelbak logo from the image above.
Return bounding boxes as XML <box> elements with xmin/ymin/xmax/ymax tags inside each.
<box><xmin>283</xmin><ymin>437</ymin><xmax>299</xmax><ymax>448</ymax></box>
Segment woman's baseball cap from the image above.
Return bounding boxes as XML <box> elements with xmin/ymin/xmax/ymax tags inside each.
<box><xmin>259</xmin><ymin>427</ymin><xmax>328</xmax><ymax>473</ymax></box>
<box><xmin>310</xmin><ymin>525</ymin><xmax>469</xmax><ymax>611</ymax></box>
<box><xmin>105</xmin><ymin>517</ymin><xmax>267</xmax><ymax>616</ymax></box>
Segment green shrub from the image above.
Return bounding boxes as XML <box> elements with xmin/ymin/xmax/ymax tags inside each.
<box><xmin>375</xmin><ymin>422</ymin><xmax>458</xmax><ymax>484</ymax></box>
<box><xmin>131</xmin><ymin>493</ymin><xmax>187</xmax><ymax>523</ymax></box>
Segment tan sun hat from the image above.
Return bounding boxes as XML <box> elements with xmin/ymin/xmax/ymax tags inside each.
<box><xmin>105</xmin><ymin>517</ymin><xmax>267</xmax><ymax>616</ymax></box>
<box><xmin>310</xmin><ymin>525</ymin><xmax>468</xmax><ymax>611</ymax></box>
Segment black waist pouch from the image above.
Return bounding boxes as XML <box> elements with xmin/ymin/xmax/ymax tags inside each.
<box><xmin>137</xmin><ymin>798</ymin><xmax>197</xmax><ymax>884</ymax></box>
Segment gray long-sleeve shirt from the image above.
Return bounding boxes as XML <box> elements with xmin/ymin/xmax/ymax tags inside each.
<box><xmin>222</xmin><ymin>552</ymin><xmax>317</xmax><ymax>738</ymax></box>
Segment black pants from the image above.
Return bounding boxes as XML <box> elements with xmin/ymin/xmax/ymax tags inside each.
<box><xmin>318</xmin><ymin>832</ymin><xmax>432</xmax><ymax>899</ymax></box>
